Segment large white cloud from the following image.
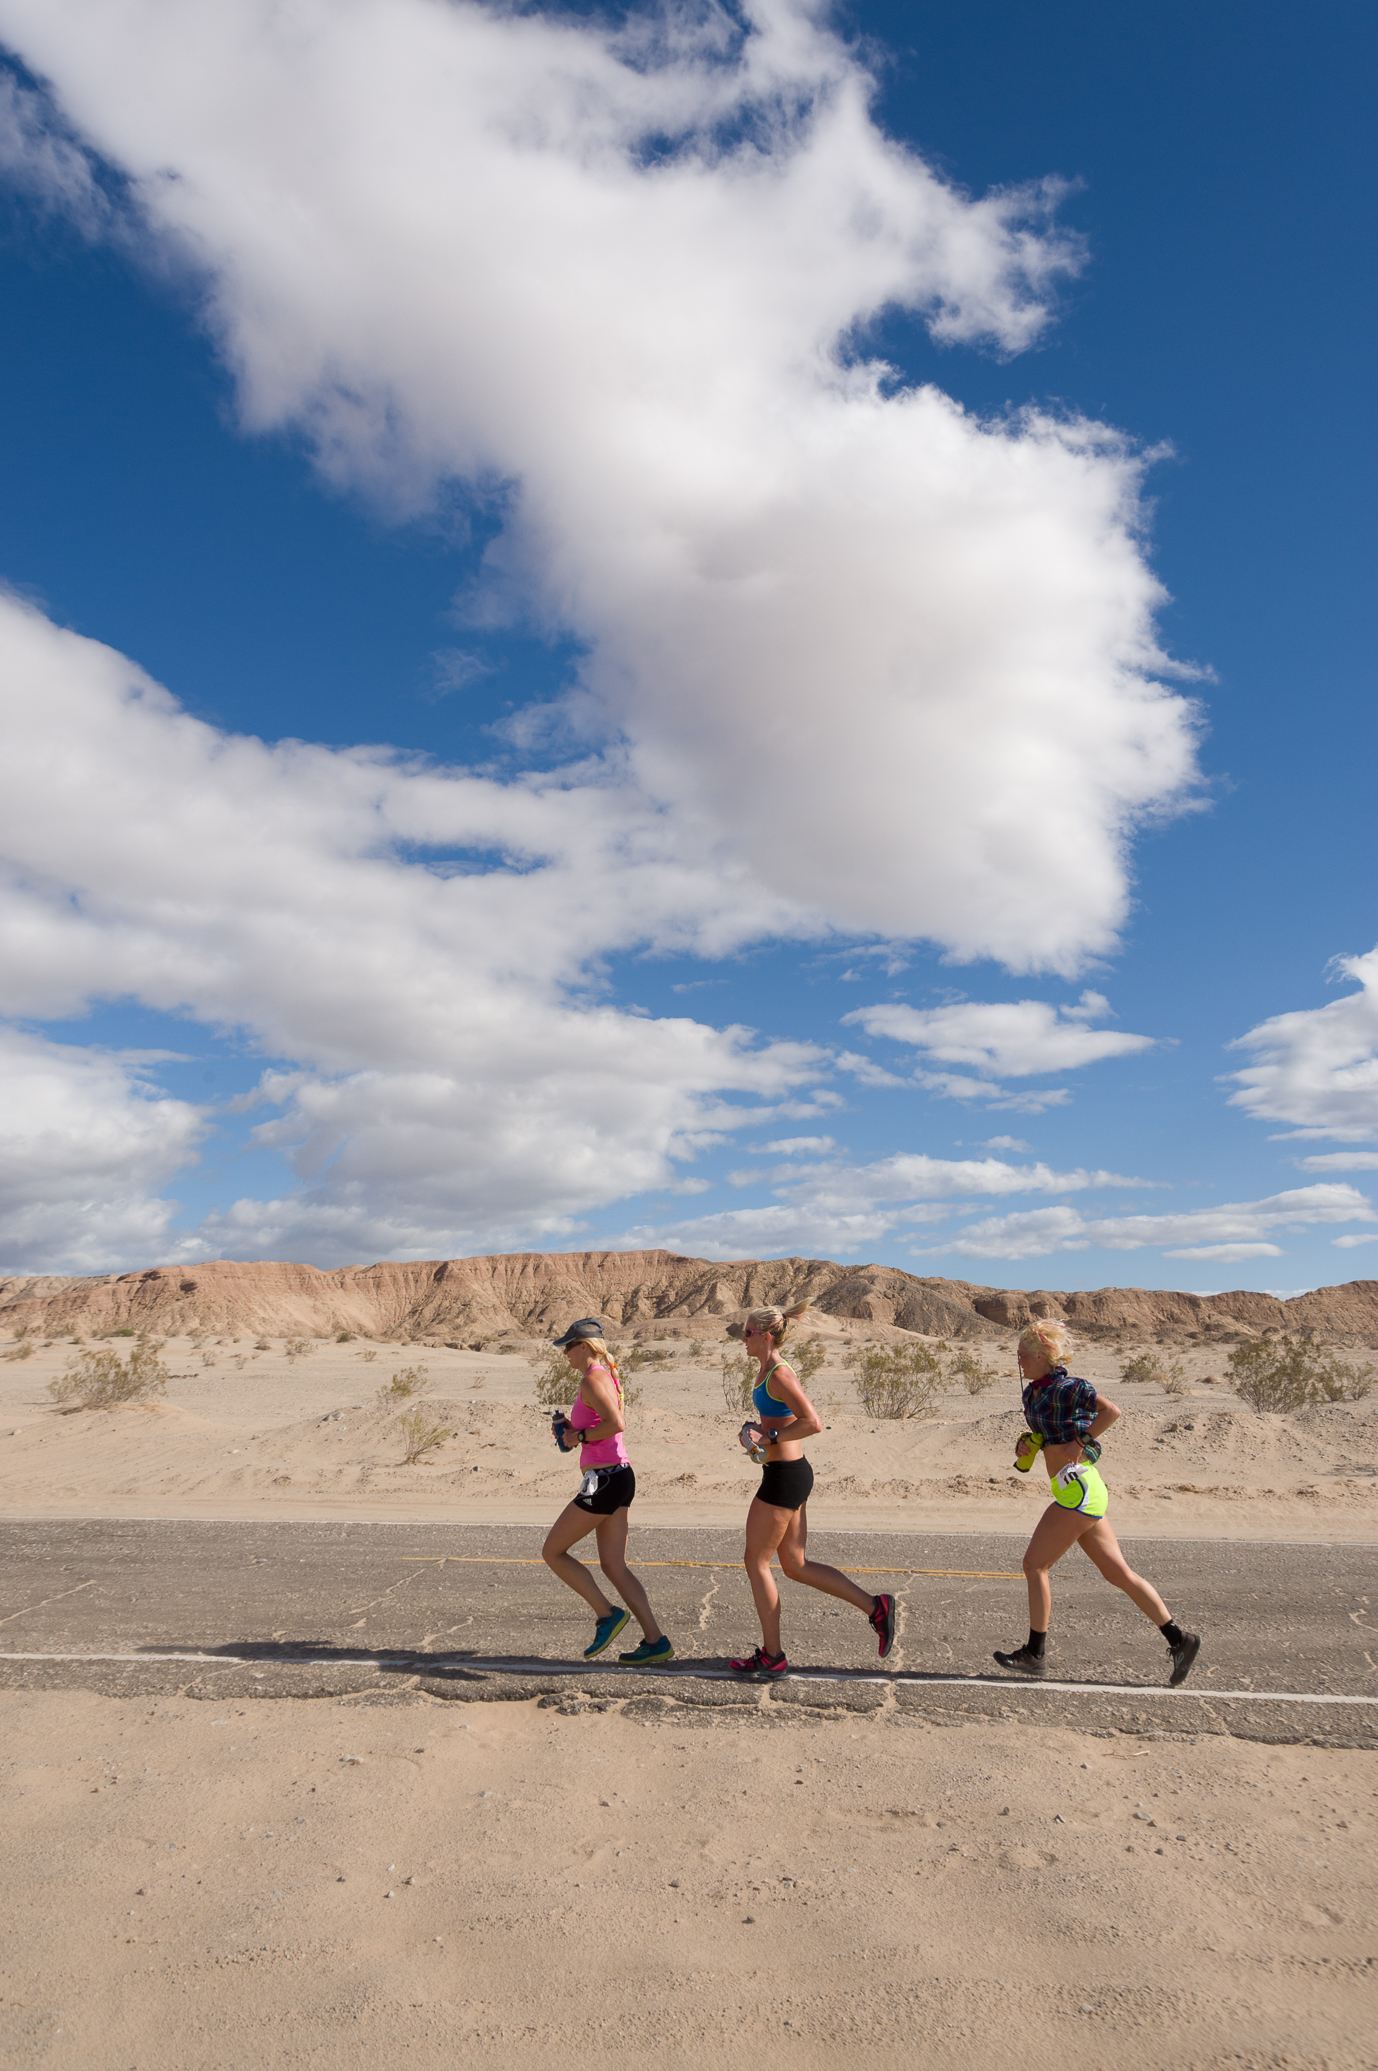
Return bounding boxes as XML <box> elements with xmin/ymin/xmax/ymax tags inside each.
<box><xmin>844</xmin><ymin>988</ymin><xmax>1155</xmax><ymax>1109</ymax></box>
<box><xmin>924</xmin><ymin>1184</ymin><xmax>1375</xmax><ymax>1263</ymax></box>
<box><xmin>1226</xmin><ymin>950</ymin><xmax>1378</xmax><ymax>1143</ymax></box>
<box><xmin>0</xmin><ymin>591</ymin><xmax>823</xmax><ymax>1267</ymax></box>
<box><xmin>0</xmin><ymin>0</ymin><xmax>1201</xmax><ymax>974</ymax></box>
<box><xmin>0</xmin><ymin>1026</ymin><xmax>204</xmax><ymax>1271</ymax></box>
<box><xmin>618</xmin><ymin>1146</ymin><xmax>1148</xmax><ymax>1259</ymax></box>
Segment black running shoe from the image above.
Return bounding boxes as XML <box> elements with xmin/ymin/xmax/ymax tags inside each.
<box><xmin>1168</xmin><ymin>1630</ymin><xmax>1201</xmax><ymax>1688</ymax></box>
<box><xmin>993</xmin><ymin>1644</ymin><xmax>1047</xmax><ymax>1677</ymax></box>
<box><xmin>870</xmin><ymin>1592</ymin><xmax>896</xmax><ymax>1660</ymax></box>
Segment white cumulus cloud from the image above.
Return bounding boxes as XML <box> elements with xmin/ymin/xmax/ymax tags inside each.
<box><xmin>925</xmin><ymin>1184</ymin><xmax>1374</xmax><ymax>1262</ymax></box>
<box><xmin>0</xmin><ymin>1026</ymin><xmax>205</xmax><ymax>1272</ymax></box>
<box><xmin>0</xmin><ymin>592</ymin><xmax>822</xmax><ymax>1268</ymax></box>
<box><xmin>0</xmin><ymin>0</ymin><xmax>1200</xmax><ymax>974</ymax></box>
<box><xmin>1227</xmin><ymin>949</ymin><xmax>1378</xmax><ymax>1143</ymax></box>
<box><xmin>617</xmin><ymin>1147</ymin><xmax>1146</xmax><ymax>1259</ymax></box>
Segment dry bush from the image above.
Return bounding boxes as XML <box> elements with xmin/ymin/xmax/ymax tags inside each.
<box><xmin>533</xmin><ymin>1346</ymin><xmax>642</xmax><ymax>1411</ymax></box>
<box><xmin>1228</xmin><ymin>1337</ymin><xmax>1374</xmax><ymax>1413</ymax></box>
<box><xmin>1120</xmin><ymin>1352</ymin><xmax>1166</xmax><ymax>1385</ymax></box>
<box><xmin>254</xmin><ymin>1337</ymin><xmax>271</xmax><ymax>1352</ymax></box>
<box><xmin>335</xmin><ymin>1330</ymin><xmax>355</xmax><ymax>1343</ymax></box>
<box><xmin>945</xmin><ymin>1345</ymin><xmax>1000</xmax><ymax>1394</ymax></box>
<box><xmin>284</xmin><ymin>1337</ymin><xmax>312</xmax><ymax>1360</ymax></box>
<box><xmin>533</xmin><ymin>1348</ymin><xmax>573</xmax><ymax>1407</ymax></box>
<box><xmin>791</xmin><ymin>1335</ymin><xmax>827</xmax><ymax>1385</ymax></box>
<box><xmin>376</xmin><ymin>1363</ymin><xmax>431</xmax><ymax>1407</ymax></box>
<box><xmin>49</xmin><ymin>1338</ymin><xmax>171</xmax><ymax>1411</ymax></box>
<box><xmin>399</xmin><ymin>1409</ymin><xmax>450</xmax><ymax>1463</ymax></box>
<box><xmin>721</xmin><ymin>1350</ymin><xmax>755</xmax><ymax>1416</ymax></box>
<box><xmin>845</xmin><ymin>1340</ymin><xmax>943</xmax><ymax>1419</ymax></box>
<box><xmin>1161</xmin><ymin>1360</ymin><xmax>1191</xmax><ymax>1397</ymax></box>
<box><xmin>3</xmin><ymin>1335</ymin><xmax>35</xmax><ymax>1362</ymax></box>
<box><xmin>356</xmin><ymin>1348</ymin><xmax>379</xmax><ymax>1363</ymax></box>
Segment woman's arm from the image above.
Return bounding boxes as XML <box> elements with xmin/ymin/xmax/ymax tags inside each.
<box><xmin>760</xmin><ymin>1364</ymin><xmax>823</xmax><ymax>1442</ymax></box>
<box><xmin>1088</xmin><ymin>1394</ymin><xmax>1121</xmax><ymax>1440</ymax></box>
<box><xmin>576</xmin><ymin>1363</ymin><xmax>626</xmax><ymax>1443</ymax></box>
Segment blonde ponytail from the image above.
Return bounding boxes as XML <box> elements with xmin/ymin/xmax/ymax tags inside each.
<box><xmin>729</xmin><ymin>1296</ymin><xmax>813</xmax><ymax>1346</ymax></box>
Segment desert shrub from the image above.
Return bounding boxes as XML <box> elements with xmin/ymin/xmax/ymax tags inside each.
<box><xmin>376</xmin><ymin>1363</ymin><xmax>431</xmax><ymax>1406</ymax></box>
<box><xmin>1160</xmin><ymin>1360</ymin><xmax>1190</xmax><ymax>1397</ymax></box>
<box><xmin>533</xmin><ymin>1345</ymin><xmax>641</xmax><ymax>1411</ymax></box>
<box><xmin>689</xmin><ymin>1338</ymin><xmax>704</xmax><ymax>1359</ymax></box>
<box><xmin>721</xmin><ymin>1350</ymin><xmax>755</xmax><ymax>1416</ymax></box>
<box><xmin>49</xmin><ymin>1337</ymin><xmax>171</xmax><ymax>1410</ymax></box>
<box><xmin>946</xmin><ymin>1346</ymin><xmax>1000</xmax><ymax>1394</ymax></box>
<box><xmin>1120</xmin><ymin>1352</ymin><xmax>1166</xmax><ymax>1385</ymax></box>
<box><xmin>1228</xmin><ymin>1337</ymin><xmax>1375</xmax><ymax>1413</ymax></box>
<box><xmin>791</xmin><ymin>1336</ymin><xmax>827</xmax><ymax>1385</ymax></box>
<box><xmin>533</xmin><ymin>1348</ymin><xmax>573</xmax><ymax>1407</ymax></box>
<box><xmin>3</xmin><ymin>1336</ymin><xmax>35</xmax><ymax>1362</ymax></box>
<box><xmin>399</xmin><ymin>1409</ymin><xmax>451</xmax><ymax>1463</ymax></box>
<box><xmin>845</xmin><ymin>1340</ymin><xmax>943</xmax><ymax>1419</ymax></box>
<box><xmin>254</xmin><ymin>1338</ymin><xmax>271</xmax><ymax>1352</ymax></box>
<box><xmin>284</xmin><ymin>1337</ymin><xmax>312</xmax><ymax>1360</ymax></box>
<box><xmin>356</xmin><ymin>1348</ymin><xmax>379</xmax><ymax>1363</ymax></box>
<box><xmin>335</xmin><ymin>1330</ymin><xmax>355</xmax><ymax>1343</ymax></box>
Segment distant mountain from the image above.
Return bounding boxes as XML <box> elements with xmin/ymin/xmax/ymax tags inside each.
<box><xmin>3</xmin><ymin>1251</ymin><xmax>1376</xmax><ymax>1348</ymax></box>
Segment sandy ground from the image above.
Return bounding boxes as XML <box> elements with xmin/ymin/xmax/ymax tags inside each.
<box><xmin>2</xmin><ymin>1683</ymin><xmax>1375</xmax><ymax>2070</ymax></box>
<box><xmin>3</xmin><ymin>1331</ymin><xmax>1377</xmax><ymax>1540</ymax></box>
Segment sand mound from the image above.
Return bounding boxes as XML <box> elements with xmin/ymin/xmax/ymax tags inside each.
<box><xmin>3</xmin><ymin>1251</ymin><xmax>1377</xmax><ymax>1349</ymax></box>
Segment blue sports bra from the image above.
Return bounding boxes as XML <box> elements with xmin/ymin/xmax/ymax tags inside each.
<box><xmin>752</xmin><ymin>1358</ymin><xmax>793</xmax><ymax>1423</ymax></box>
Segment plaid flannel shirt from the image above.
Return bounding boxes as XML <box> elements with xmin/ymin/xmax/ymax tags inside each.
<box><xmin>1022</xmin><ymin>1366</ymin><xmax>1098</xmax><ymax>1445</ymax></box>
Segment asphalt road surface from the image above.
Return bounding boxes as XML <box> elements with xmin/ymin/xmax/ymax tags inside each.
<box><xmin>2</xmin><ymin>1520</ymin><xmax>1374</xmax><ymax>1744</ymax></box>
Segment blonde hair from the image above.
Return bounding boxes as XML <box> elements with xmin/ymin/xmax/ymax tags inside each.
<box><xmin>576</xmin><ymin>1334</ymin><xmax>621</xmax><ymax>1391</ymax></box>
<box><xmin>730</xmin><ymin>1298</ymin><xmax>813</xmax><ymax>1347</ymax></box>
<box><xmin>1018</xmin><ymin>1318</ymin><xmax>1071</xmax><ymax>1367</ymax></box>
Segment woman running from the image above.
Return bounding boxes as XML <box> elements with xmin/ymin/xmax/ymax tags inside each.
<box><xmin>541</xmin><ymin>1316</ymin><xmax>674</xmax><ymax>1666</ymax></box>
<box><xmin>995</xmin><ymin>1319</ymin><xmax>1201</xmax><ymax>1685</ymax></box>
<box><xmin>728</xmin><ymin>1300</ymin><xmax>894</xmax><ymax>1676</ymax></box>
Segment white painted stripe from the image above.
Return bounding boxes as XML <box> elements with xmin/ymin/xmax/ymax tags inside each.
<box><xmin>1</xmin><ymin>1648</ymin><xmax>1374</xmax><ymax>1707</ymax></box>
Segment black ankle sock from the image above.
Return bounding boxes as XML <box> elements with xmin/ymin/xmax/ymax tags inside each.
<box><xmin>1160</xmin><ymin>1619</ymin><xmax>1184</xmax><ymax>1648</ymax></box>
<box><xmin>1026</xmin><ymin>1628</ymin><xmax>1046</xmax><ymax>1659</ymax></box>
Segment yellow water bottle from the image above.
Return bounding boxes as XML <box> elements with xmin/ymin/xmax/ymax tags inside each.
<box><xmin>1014</xmin><ymin>1431</ymin><xmax>1044</xmax><ymax>1473</ymax></box>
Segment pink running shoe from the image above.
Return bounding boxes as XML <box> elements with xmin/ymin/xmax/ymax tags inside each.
<box><xmin>869</xmin><ymin>1593</ymin><xmax>896</xmax><ymax>1660</ymax></box>
<box><xmin>728</xmin><ymin>1645</ymin><xmax>787</xmax><ymax>1676</ymax></box>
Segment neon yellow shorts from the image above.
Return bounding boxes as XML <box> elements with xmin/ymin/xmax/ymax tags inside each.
<box><xmin>1051</xmin><ymin>1460</ymin><xmax>1109</xmax><ymax>1519</ymax></box>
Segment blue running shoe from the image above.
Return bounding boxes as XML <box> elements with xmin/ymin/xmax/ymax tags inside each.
<box><xmin>584</xmin><ymin>1607</ymin><xmax>630</xmax><ymax>1659</ymax></box>
<box><xmin>618</xmin><ymin>1635</ymin><xmax>676</xmax><ymax>1667</ymax></box>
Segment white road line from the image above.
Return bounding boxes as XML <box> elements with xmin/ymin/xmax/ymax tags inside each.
<box><xmin>1</xmin><ymin>1649</ymin><xmax>1374</xmax><ymax>1706</ymax></box>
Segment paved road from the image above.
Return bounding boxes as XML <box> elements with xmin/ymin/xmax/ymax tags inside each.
<box><xmin>2</xmin><ymin>1520</ymin><xmax>1374</xmax><ymax>1743</ymax></box>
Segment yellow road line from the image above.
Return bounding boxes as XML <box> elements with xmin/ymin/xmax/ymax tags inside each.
<box><xmin>399</xmin><ymin>1557</ymin><xmax>1021</xmax><ymax>1579</ymax></box>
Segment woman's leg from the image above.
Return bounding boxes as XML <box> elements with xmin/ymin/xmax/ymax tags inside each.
<box><xmin>542</xmin><ymin>1501</ymin><xmax>611</xmax><ymax>1617</ymax></box>
<box><xmin>776</xmin><ymin>1502</ymin><xmax>875</xmax><ymax>1614</ymax></box>
<box><xmin>743</xmin><ymin>1496</ymin><xmax>792</xmax><ymax>1655</ymax></box>
<box><xmin>1077</xmin><ymin>1519</ymin><xmax>1172</xmax><ymax>1625</ymax></box>
<box><xmin>594</xmin><ymin>1509</ymin><xmax>663</xmax><ymax>1642</ymax></box>
<box><xmin>1022</xmin><ymin>1502</ymin><xmax>1097</xmax><ymax>1631</ymax></box>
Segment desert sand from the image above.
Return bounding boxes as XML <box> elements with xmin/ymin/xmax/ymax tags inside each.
<box><xmin>2</xmin><ymin>1682</ymin><xmax>1375</xmax><ymax>2069</ymax></box>
<box><xmin>4</xmin><ymin>1258</ymin><xmax>1376</xmax><ymax>2066</ymax></box>
<box><xmin>2</xmin><ymin>1324</ymin><xmax>1376</xmax><ymax>1540</ymax></box>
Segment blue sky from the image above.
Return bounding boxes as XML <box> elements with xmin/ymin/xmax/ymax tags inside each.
<box><xmin>0</xmin><ymin>0</ymin><xmax>1373</xmax><ymax>1289</ymax></box>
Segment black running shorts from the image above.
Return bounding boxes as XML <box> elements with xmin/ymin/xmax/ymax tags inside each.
<box><xmin>756</xmin><ymin>1457</ymin><xmax>814</xmax><ymax>1510</ymax></box>
<box><xmin>573</xmin><ymin>1463</ymin><xmax>636</xmax><ymax>1514</ymax></box>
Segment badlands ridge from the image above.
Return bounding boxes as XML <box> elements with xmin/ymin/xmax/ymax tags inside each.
<box><xmin>2</xmin><ymin>1248</ymin><xmax>1377</xmax><ymax>1347</ymax></box>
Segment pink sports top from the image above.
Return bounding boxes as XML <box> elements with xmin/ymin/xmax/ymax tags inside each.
<box><xmin>568</xmin><ymin>1362</ymin><xmax>630</xmax><ymax>1469</ymax></box>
